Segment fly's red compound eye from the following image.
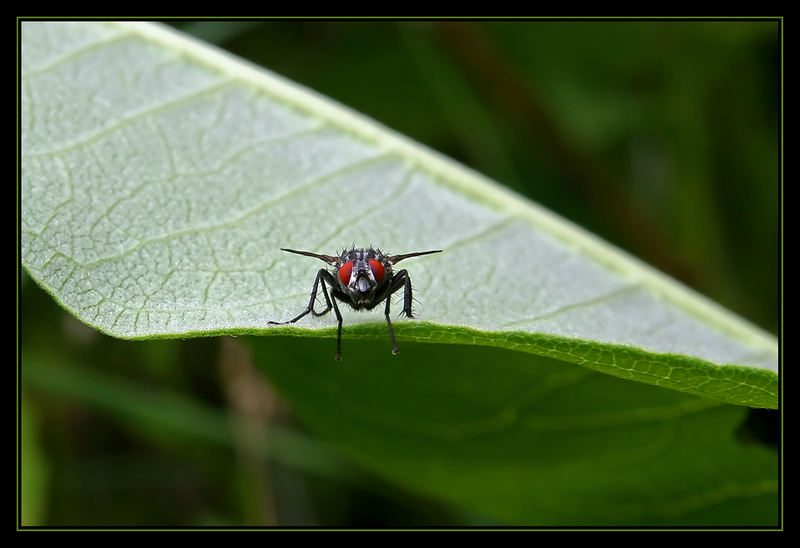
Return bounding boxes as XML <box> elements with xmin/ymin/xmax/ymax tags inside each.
<box><xmin>368</xmin><ymin>259</ymin><xmax>385</xmax><ymax>282</ymax></box>
<box><xmin>338</xmin><ymin>261</ymin><xmax>354</xmax><ymax>285</ymax></box>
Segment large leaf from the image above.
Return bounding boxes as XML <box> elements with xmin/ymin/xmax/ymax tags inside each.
<box><xmin>21</xmin><ymin>21</ymin><xmax>778</xmax><ymax>409</ymax></box>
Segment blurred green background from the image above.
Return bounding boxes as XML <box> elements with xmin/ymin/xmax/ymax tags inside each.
<box><xmin>20</xmin><ymin>19</ymin><xmax>780</xmax><ymax>527</ymax></box>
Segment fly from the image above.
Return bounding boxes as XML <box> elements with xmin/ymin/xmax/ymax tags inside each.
<box><xmin>269</xmin><ymin>247</ymin><xmax>442</xmax><ymax>360</ymax></box>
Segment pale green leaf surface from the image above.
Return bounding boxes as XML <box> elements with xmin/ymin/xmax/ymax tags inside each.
<box><xmin>21</xmin><ymin>22</ymin><xmax>778</xmax><ymax>408</ymax></box>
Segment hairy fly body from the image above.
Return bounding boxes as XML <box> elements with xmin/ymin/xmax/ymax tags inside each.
<box><xmin>269</xmin><ymin>247</ymin><xmax>442</xmax><ymax>360</ymax></box>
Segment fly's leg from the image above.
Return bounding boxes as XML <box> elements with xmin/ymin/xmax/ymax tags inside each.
<box><xmin>268</xmin><ymin>269</ymin><xmax>345</xmax><ymax>361</ymax></box>
<box><xmin>268</xmin><ymin>269</ymin><xmax>334</xmax><ymax>324</ymax></box>
<box><xmin>384</xmin><ymin>269</ymin><xmax>413</xmax><ymax>355</ymax></box>
<box><xmin>331</xmin><ymin>296</ymin><xmax>344</xmax><ymax>361</ymax></box>
<box><xmin>312</xmin><ymin>274</ymin><xmax>333</xmax><ymax>317</ymax></box>
<box><xmin>396</xmin><ymin>269</ymin><xmax>415</xmax><ymax>318</ymax></box>
<box><xmin>384</xmin><ymin>288</ymin><xmax>399</xmax><ymax>355</ymax></box>
<box><xmin>388</xmin><ymin>269</ymin><xmax>414</xmax><ymax>318</ymax></box>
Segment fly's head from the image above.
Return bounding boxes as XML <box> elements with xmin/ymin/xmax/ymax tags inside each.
<box><xmin>335</xmin><ymin>248</ymin><xmax>391</xmax><ymax>306</ymax></box>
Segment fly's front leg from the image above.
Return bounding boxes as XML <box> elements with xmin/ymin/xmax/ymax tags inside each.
<box><xmin>391</xmin><ymin>269</ymin><xmax>414</xmax><ymax>318</ymax></box>
<box><xmin>311</xmin><ymin>269</ymin><xmax>342</xmax><ymax>362</ymax></box>
<box><xmin>269</xmin><ymin>269</ymin><xmax>344</xmax><ymax>361</ymax></box>
<box><xmin>312</xmin><ymin>273</ymin><xmax>333</xmax><ymax>317</ymax></box>
<box><xmin>383</xmin><ymin>269</ymin><xmax>413</xmax><ymax>355</ymax></box>
<box><xmin>268</xmin><ymin>269</ymin><xmax>334</xmax><ymax>325</ymax></box>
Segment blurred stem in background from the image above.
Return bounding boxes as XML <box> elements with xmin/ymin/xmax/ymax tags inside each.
<box><xmin>217</xmin><ymin>337</ymin><xmax>279</xmax><ymax>525</ymax></box>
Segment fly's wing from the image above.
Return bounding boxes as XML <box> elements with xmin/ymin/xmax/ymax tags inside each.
<box><xmin>281</xmin><ymin>248</ymin><xmax>340</xmax><ymax>266</ymax></box>
<box><xmin>385</xmin><ymin>250</ymin><xmax>442</xmax><ymax>265</ymax></box>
